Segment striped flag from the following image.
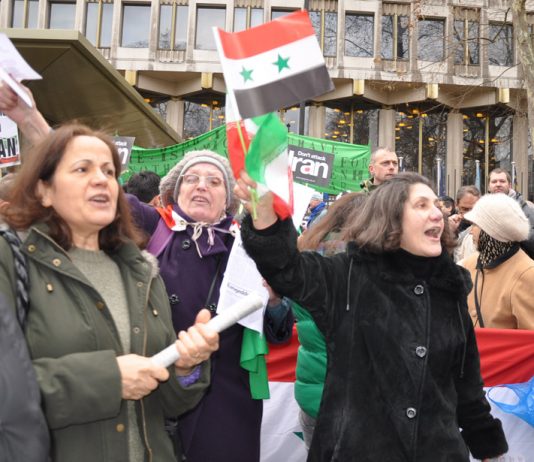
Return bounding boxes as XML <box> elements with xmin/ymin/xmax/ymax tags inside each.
<box><xmin>214</xmin><ymin>10</ymin><xmax>334</xmax><ymax>119</ymax></box>
<box><xmin>261</xmin><ymin>327</ymin><xmax>534</xmax><ymax>461</ymax></box>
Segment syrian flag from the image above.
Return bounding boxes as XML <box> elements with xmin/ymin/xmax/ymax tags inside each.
<box><xmin>214</xmin><ymin>10</ymin><xmax>334</xmax><ymax>119</ymax></box>
<box><xmin>260</xmin><ymin>327</ymin><xmax>534</xmax><ymax>461</ymax></box>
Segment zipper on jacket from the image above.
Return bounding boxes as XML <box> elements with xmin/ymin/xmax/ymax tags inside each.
<box><xmin>140</xmin><ymin>276</ymin><xmax>153</xmax><ymax>462</ymax></box>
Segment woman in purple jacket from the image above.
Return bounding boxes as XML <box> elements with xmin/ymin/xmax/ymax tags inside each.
<box><xmin>128</xmin><ymin>150</ymin><xmax>293</xmax><ymax>462</ymax></box>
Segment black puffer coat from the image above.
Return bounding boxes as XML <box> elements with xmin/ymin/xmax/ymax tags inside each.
<box><xmin>241</xmin><ymin>217</ymin><xmax>508</xmax><ymax>462</ymax></box>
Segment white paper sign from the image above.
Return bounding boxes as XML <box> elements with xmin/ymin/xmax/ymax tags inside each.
<box><xmin>0</xmin><ymin>113</ymin><xmax>20</xmax><ymax>167</ymax></box>
<box><xmin>217</xmin><ymin>230</ymin><xmax>269</xmax><ymax>333</ymax></box>
<box><xmin>0</xmin><ymin>33</ymin><xmax>42</xmax><ymax>108</ymax></box>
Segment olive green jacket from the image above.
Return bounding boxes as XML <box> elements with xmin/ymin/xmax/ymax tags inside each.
<box><xmin>0</xmin><ymin>225</ymin><xmax>210</xmax><ymax>462</ymax></box>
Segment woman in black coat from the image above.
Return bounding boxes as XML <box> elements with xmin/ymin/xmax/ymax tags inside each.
<box><xmin>235</xmin><ymin>172</ymin><xmax>508</xmax><ymax>462</ymax></box>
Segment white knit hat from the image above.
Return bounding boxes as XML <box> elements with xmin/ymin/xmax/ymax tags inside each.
<box><xmin>159</xmin><ymin>150</ymin><xmax>238</xmax><ymax>214</ymax></box>
<box><xmin>464</xmin><ymin>193</ymin><xmax>530</xmax><ymax>243</ymax></box>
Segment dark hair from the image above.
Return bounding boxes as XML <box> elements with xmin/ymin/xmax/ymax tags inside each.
<box><xmin>125</xmin><ymin>171</ymin><xmax>160</xmax><ymax>203</ymax></box>
<box><xmin>438</xmin><ymin>195</ymin><xmax>454</xmax><ymax>208</ymax></box>
<box><xmin>1</xmin><ymin>124</ymin><xmax>144</xmax><ymax>251</ymax></box>
<box><xmin>456</xmin><ymin>185</ymin><xmax>480</xmax><ymax>203</ymax></box>
<box><xmin>342</xmin><ymin>172</ymin><xmax>455</xmax><ymax>253</ymax></box>
<box><xmin>488</xmin><ymin>168</ymin><xmax>511</xmax><ymax>184</ymax></box>
<box><xmin>299</xmin><ymin>192</ymin><xmax>367</xmax><ymax>251</ymax></box>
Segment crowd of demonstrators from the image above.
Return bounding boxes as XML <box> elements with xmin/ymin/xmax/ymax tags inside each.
<box><xmin>487</xmin><ymin>168</ymin><xmax>534</xmax><ymax>258</ymax></box>
<box><xmin>305</xmin><ymin>192</ymin><xmax>327</xmax><ymax>229</ymax></box>
<box><xmin>438</xmin><ymin>195</ymin><xmax>455</xmax><ymax>218</ymax></box>
<box><xmin>237</xmin><ymin>171</ymin><xmax>508</xmax><ymax>462</ymax></box>
<box><xmin>359</xmin><ymin>146</ymin><xmax>399</xmax><ymax>193</ymax></box>
<box><xmin>127</xmin><ymin>150</ymin><xmax>294</xmax><ymax>462</ymax></box>
<box><xmin>450</xmin><ymin>185</ymin><xmax>481</xmax><ymax>262</ymax></box>
<box><xmin>294</xmin><ymin>192</ymin><xmax>367</xmax><ymax>449</ymax></box>
<box><xmin>124</xmin><ymin>170</ymin><xmax>162</xmax><ymax>207</ymax></box>
<box><xmin>458</xmin><ymin>194</ymin><xmax>534</xmax><ymax>330</ymax></box>
<box><xmin>0</xmin><ymin>124</ymin><xmax>219</xmax><ymax>461</ymax></box>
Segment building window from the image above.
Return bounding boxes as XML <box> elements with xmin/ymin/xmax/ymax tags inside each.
<box><xmin>325</xmin><ymin>103</ymin><xmax>379</xmax><ymax>148</ymax></box>
<box><xmin>462</xmin><ymin>110</ymin><xmax>513</xmax><ymax>192</ymax></box>
<box><xmin>488</xmin><ymin>23</ymin><xmax>513</xmax><ymax>66</ymax></box>
<box><xmin>381</xmin><ymin>4</ymin><xmax>410</xmax><ymax>60</ymax></box>
<box><xmin>345</xmin><ymin>13</ymin><xmax>374</xmax><ymax>57</ymax></box>
<box><xmin>48</xmin><ymin>0</ymin><xmax>76</xmax><ymax>29</ymax></box>
<box><xmin>85</xmin><ymin>0</ymin><xmax>113</xmax><ymax>48</ymax></box>
<box><xmin>12</xmin><ymin>0</ymin><xmax>39</xmax><ymax>28</ymax></box>
<box><xmin>233</xmin><ymin>6</ymin><xmax>262</xmax><ymax>32</ymax></box>
<box><xmin>159</xmin><ymin>2</ymin><xmax>188</xmax><ymax>50</ymax></box>
<box><xmin>395</xmin><ymin>108</ymin><xmax>447</xmax><ymax>193</ymax></box>
<box><xmin>121</xmin><ymin>3</ymin><xmax>151</xmax><ymax>48</ymax></box>
<box><xmin>278</xmin><ymin>106</ymin><xmax>309</xmax><ymax>135</ymax></box>
<box><xmin>453</xmin><ymin>9</ymin><xmax>479</xmax><ymax>65</ymax></box>
<box><xmin>195</xmin><ymin>6</ymin><xmax>225</xmax><ymax>50</ymax></box>
<box><xmin>271</xmin><ymin>9</ymin><xmax>296</xmax><ymax>20</ymax></box>
<box><xmin>183</xmin><ymin>99</ymin><xmax>225</xmax><ymax>139</ymax></box>
<box><xmin>309</xmin><ymin>10</ymin><xmax>337</xmax><ymax>57</ymax></box>
<box><xmin>418</xmin><ymin>18</ymin><xmax>444</xmax><ymax>62</ymax></box>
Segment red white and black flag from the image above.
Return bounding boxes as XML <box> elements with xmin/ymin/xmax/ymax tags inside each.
<box><xmin>213</xmin><ymin>10</ymin><xmax>334</xmax><ymax>119</ymax></box>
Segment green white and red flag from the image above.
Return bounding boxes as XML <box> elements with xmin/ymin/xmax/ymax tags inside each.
<box><xmin>213</xmin><ymin>10</ymin><xmax>333</xmax><ymax>119</ymax></box>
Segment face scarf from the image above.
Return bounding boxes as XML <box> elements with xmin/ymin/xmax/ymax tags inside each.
<box><xmin>477</xmin><ymin>229</ymin><xmax>515</xmax><ymax>268</ymax></box>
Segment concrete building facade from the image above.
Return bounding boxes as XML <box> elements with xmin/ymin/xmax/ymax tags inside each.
<box><xmin>1</xmin><ymin>0</ymin><xmax>533</xmax><ymax>198</ymax></box>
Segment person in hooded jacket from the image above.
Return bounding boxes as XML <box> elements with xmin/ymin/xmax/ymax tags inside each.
<box><xmin>235</xmin><ymin>171</ymin><xmax>508</xmax><ymax>462</ymax></box>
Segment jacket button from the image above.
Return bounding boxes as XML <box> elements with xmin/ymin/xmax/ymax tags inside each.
<box><xmin>152</xmin><ymin>309</ymin><xmax>159</xmax><ymax>316</ymax></box>
<box><xmin>413</xmin><ymin>285</ymin><xmax>424</xmax><ymax>295</ymax></box>
<box><xmin>406</xmin><ymin>407</ymin><xmax>417</xmax><ymax>419</ymax></box>
<box><xmin>27</xmin><ymin>244</ymin><xmax>36</xmax><ymax>253</ymax></box>
<box><xmin>182</xmin><ymin>239</ymin><xmax>191</xmax><ymax>250</ymax></box>
<box><xmin>415</xmin><ymin>346</ymin><xmax>427</xmax><ymax>358</ymax></box>
<box><xmin>46</xmin><ymin>283</ymin><xmax>54</xmax><ymax>293</ymax></box>
<box><xmin>136</xmin><ymin>281</ymin><xmax>143</xmax><ymax>288</ymax></box>
<box><xmin>207</xmin><ymin>303</ymin><xmax>217</xmax><ymax>314</ymax></box>
<box><xmin>116</xmin><ymin>423</ymin><xmax>125</xmax><ymax>432</ymax></box>
<box><xmin>169</xmin><ymin>294</ymin><xmax>180</xmax><ymax>305</ymax></box>
<box><xmin>95</xmin><ymin>301</ymin><xmax>105</xmax><ymax>310</ymax></box>
<box><xmin>52</xmin><ymin>258</ymin><xmax>61</xmax><ymax>267</ymax></box>
<box><xmin>132</xmin><ymin>326</ymin><xmax>141</xmax><ymax>334</ymax></box>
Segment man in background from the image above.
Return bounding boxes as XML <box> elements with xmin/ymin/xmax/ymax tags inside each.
<box><xmin>360</xmin><ymin>147</ymin><xmax>399</xmax><ymax>193</ymax></box>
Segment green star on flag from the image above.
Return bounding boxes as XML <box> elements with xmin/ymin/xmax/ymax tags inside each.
<box><xmin>240</xmin><ymin>66</ymin><xmax>253</xmax><ymax>82</ymax></box>
<box><xmin>273</xmin><ymin>54</ymin><xmax>290</xmax><ymax>72</ymax></box>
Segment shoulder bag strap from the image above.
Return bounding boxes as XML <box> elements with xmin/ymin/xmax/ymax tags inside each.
<box><xmin>0</xmin><ymin>228</ymin><xmax>29</xmax><ymax>327</ymax></box>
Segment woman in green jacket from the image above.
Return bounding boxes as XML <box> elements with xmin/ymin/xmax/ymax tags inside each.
<box><xmin>0</xmin><ymin>124</ymin><xmax>219</xmax><ymax>462</ymax></box>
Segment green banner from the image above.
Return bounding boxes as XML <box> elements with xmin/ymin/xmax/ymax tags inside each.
<box><xmin>123</xmin><ymin>126</ymin><xmax>370</xmax><ymax>194</ymax></box>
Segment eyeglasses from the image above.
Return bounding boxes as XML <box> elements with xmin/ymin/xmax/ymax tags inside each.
<box><xmin>180</xmin><ymin>173</ymin><xmax>224</xmax><ymax>188</ymax></box>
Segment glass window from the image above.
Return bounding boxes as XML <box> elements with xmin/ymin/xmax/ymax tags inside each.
<box><xmin>395</xmin><ymin>109</ymin><xmax>447</xmax><ymax>192</ymax></box>
<box><xmin>462</xmin><ymin>111</ymin><xmax>513</xmax><ymax>191</ymax></box>
<box><xmin>195</xmin><ymin>6</ymin><xmax>225</xmax><ymax>50</ymax></box>
<box><xmin>49</xmin><ymin>0</ymin><xmax>76</xmax><ymax>29</ymax></box>
<box><xmin>382</xmin><ymin>14</ymin><xmax>409</xmax><ymax>60</ymax></box>
<box><xmin>183</xmin><ymin>100</ymin><xmax>225</xmax><ymax>139</ymax></box>
<box><xmin>325</xmin><ymin>103</ymin><xmax>379</xmax><ymax>148</ymax></box>
<box><xmin>453</xmin><ymin>18</ymin><xmax>479</xmax><ymax>65</ymax></box>
<box><xmin>234</xmin><ymin>6</ymin><xmax>263</xmax><ymax>32</ymax></box>
<box><xmin>85</xmin><ymin>1</ymin><xmax>113</xmax><ymax>48</ymax></box>
<box><xmin>121</xmin><ymin>3</ymin><xmax>151</xmax><ymax>48</ymax></box>
<box><xmin>12</xmin><ymin>0</ymin><xmax>39</xmax><ymax>28</ymax></box>
<box><xmin>310</xmin><ymin>10</ymin><xmax>338</xmax><ymax>58</ymax></box>
<box><xmin>488</xmin><ymin>23</ymin><xmax>513</xmax><ymax>66</ymax></box>
<box><xmin>159</xmin><ymin>3</ymin><xmax>188</xmax><ymax>50</ymax></box>
<box><xmin>418</xmin><ymin>18</ymin><xmax>444</xmax><ymax>61</ymax></box>
<box><xmin>271</xmin><ymin>9</ymin><xmax>295</xmax><ymax>20</ymax></box>
<box><xmin>345</xmin><ymin>13</ymin><xmax>374</xmax><ymax>57</ymax></box>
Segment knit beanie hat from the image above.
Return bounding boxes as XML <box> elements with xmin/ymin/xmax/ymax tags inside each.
<box><xmin>159</xmin><ymin>150</ymin><xmax>238</xmax><ymax>215</ymax></box>
<box><xmin>464</xmin><ymin>193</ymin><xmax>529</xmax><ymax>243</ymax></box>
